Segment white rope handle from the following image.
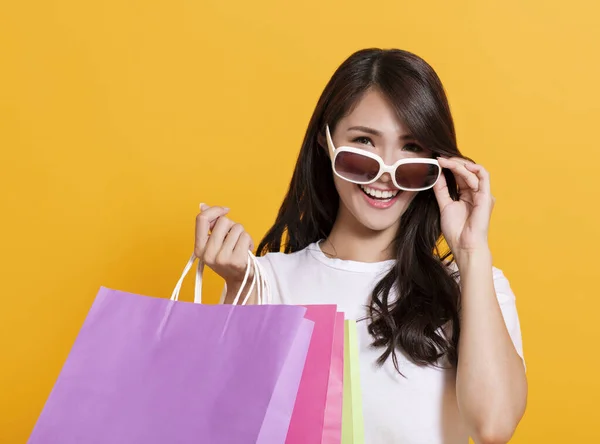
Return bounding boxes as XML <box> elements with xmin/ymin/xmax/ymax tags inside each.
<box><xmin>231</xmin><ymin>255</ymin><xmax>258</xmax><ymax>306</ymax></box>
<box><xmin>170</xmin><ymin>251</ymin><xmax>270</xmax><ymax>305</ymax></box>
<box><xmin>170</xmin><ymin>253</ymin><xmax>196</xmax><ymax>301</ymax></box>
<box><xmin>250</xmin><ymin>254</ymin><xmax>272</xmax><ymax>305</ymax></box>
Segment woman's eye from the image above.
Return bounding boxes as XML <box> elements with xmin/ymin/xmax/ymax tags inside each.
<box><xmin>402</xmin><ymin>143</ymin><xmax>423</xmax><ymax>153</ymax></box>
<box><xmin>352</xmin><ymin>136</ymin><xmax>374</xmax><ymax>146</ymax></box>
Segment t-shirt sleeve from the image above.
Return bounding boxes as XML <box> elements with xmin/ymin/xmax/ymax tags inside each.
<box><xmin>257</xmin><ymin>254</ymin><xmax>284</xmax><ymax>304</ymax></box>
<box><xmin>492</xmin><ymin>267</ymin><xmax>525</xmax><ymax>365</ymax></box>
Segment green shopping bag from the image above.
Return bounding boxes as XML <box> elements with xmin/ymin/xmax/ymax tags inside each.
<box><xmin>341</xmin><ymin>320</ymin><xmax>364</xmax><ymax>444</ymax></box>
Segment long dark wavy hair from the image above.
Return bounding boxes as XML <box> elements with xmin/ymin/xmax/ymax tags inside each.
<box><xmin>257</xmin><ymin>48</ymin><xmax>466</xmax><ymax>372</ymax></box>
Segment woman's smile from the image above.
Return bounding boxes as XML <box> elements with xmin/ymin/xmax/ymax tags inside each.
<box><xmin>358</xmin><ymin>184</ymin><xmax>403</xmax><ymax>209</ymax></box>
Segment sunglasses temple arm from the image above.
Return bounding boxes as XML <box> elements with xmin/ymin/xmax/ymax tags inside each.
<box><xmin>325</xmin><ymin>125</ymin><xmax>336</xmax><ymax>160</ymax></box>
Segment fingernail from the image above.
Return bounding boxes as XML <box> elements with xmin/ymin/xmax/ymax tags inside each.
<box><xmin>200</xmin><ymin>203</ymin><xmax>209</xmax><ymax>211</ymax></box>
<box><xmin>223</xmin><ymin>207</ymin><xmax>230</xmax><ymax>212</ymax></box>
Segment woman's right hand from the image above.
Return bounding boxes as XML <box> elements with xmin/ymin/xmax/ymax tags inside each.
<box><xmin>194</xmin><ymin>204</ymin><xmax>256</xmax><ymax>303</ymax></box>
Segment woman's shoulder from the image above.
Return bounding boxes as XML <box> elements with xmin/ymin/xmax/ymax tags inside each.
<box><xmin>253</xmin><ymin>245</ymin><xmax>321</xmax><ymax>305</ymax></box>
<box><xmin>256</xmin><ymin>244</ymin><xmax>317</xmax><ymax>270</ymax></box>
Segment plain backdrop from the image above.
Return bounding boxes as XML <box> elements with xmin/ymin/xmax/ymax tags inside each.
<box><xmin>1</xmin><ymin>0</ymin><xmax>599</xmax><ymax>442</ymax></box>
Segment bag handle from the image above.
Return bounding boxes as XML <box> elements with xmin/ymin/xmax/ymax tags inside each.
<box><xmin>169</xmin><ymin>251</ymin><xmax>271</xmax><ymax>305</ymax></box>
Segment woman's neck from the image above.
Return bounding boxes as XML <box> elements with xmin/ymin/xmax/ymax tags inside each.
<box><xmin>321</xmin><ymin>211</ymin><xmax>399</xmax><ymax>263</ymax></box>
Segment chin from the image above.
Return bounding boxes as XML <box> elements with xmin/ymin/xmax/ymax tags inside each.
<box><xmin>353</xmin><ymin>199</ymin><xmax>411</xmax><ymax>232</ymax></box>
<box><xmin>355</xmin><ymin>212</ymin><xmax>404</xmax><ymax>232</ymax></box>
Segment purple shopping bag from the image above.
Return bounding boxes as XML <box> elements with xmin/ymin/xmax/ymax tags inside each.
<box><xmin>256</xmin><ymin>317</ymin><xmax>314</xmax><ymax>443</ymax></box>
<box><xmin>29</xmin><ymin>255</ymin><xmax>311</xmax><ymax>444</ymax></box>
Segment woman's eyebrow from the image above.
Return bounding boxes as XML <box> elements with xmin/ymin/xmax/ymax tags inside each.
<box><xmin>347</xmin><ymin>126</ymin><xmax>416</xmax><ymax>141</ymax></box>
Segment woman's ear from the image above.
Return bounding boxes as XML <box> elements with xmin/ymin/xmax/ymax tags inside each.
<box><xmin>316</xmin><ymin>131</ymin><xmax>326</xmax><ymax>151</ymax></box>
<box><xmin>316</xmin><ymin>128</ymin><xmax>330</xmax><ymax>158</ymax></box>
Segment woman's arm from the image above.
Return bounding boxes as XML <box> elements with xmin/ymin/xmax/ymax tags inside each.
<box><xmin>433</xmin><ymin>158</ymin><xmax>528</xmax><ymax>443</ymax></box>
<box><xmin>455</xmin><ymin>249</ymin><xmax>527</xmax><ymax>444</ymax></box>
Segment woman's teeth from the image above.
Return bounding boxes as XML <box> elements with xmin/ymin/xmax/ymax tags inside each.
<box><xmin>359</xmin><ymin>185</ymin><xmax>399</xmax><ymax>199</ymax></box>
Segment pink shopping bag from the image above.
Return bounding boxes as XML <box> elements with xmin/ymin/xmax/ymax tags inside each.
<box><xmin>285</xmin><ymin>305</ymin><xmax>339</xmax><ymax>444</ymax></box>
<box><xmin>322</xmin><ymin>312</ymin><xmax>345</xmax><ymax>444</ymax></box>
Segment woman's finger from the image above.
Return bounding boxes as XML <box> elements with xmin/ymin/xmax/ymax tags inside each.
<box><xmin>199</xmin><ymin>204</ymin><xmax>230</xmax><ymax>222</ymax></box>
<box><xmin>203</xmin><ymin>216</ymin><xmax>235</xmax><ymax>264</ymax></box>
<box><xmin>447</xmin><ymin>156</ymin><xmax>474</xmax><ymax>167</ymax></box>
<box><xmin>194</xmin><ymin>205</ymin><xmax>230</xmax><ymax>258</ymax></box>
<box><xmin>464</xmin><ymin>163</ymin><xmax>491</xmax><ymax>195</ymax></box>
<box><xmin>433</xmin><ymin>169</ymin><xmax>453</xmax><ymax>211</ymax></box>
<box><xmin>438</xmin><ymin>157</ymin><xmax>480</xmax><ymax>192</ymax></box>
<box><xmin>232</xmin><ymin>231</ymin><xmax>254</xmax><ymax>263</ymax></box>
<box><xmin>437</xmin><ymin>158</ymin><xmax>471</xmax><ymax>194</ymax></box>
<box><xmin>221</xmin><ymin>223</ymin><xmax>245</xmax><ymax>254</ymax></box>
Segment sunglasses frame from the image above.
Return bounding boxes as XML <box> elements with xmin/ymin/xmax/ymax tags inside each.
<box><xmin>325</xmin><ymin>125</ymin><xmax>441</xmax><ymax>192</ymax></box>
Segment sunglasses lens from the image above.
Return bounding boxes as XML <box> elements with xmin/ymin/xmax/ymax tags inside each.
<box><xmin>334</xmin><ymin>151</ymin><xmax>380</xmax><ymax>183</ymax></box>
<box><xmin>395</xmin><ymin>162</ymin><xmax>440</xmax><ymax>190</ymax></box>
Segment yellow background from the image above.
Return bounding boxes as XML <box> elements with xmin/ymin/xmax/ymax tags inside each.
<box><xmin>1</xmin><ymin>0</ymin><xmax>598</xmax><ymax>442</ymax></box>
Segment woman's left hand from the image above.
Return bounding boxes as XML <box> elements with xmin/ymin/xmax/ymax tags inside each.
<box><xmin>432</xmin><ymin>157</ymin><xmax>495</xmax><ymax>260</ymax></box>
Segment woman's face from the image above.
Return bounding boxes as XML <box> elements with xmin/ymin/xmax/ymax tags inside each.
<box><xmin>329</xmin><ymin>89</ymin><xmax>434</xmax><ymax>233</ymax></box>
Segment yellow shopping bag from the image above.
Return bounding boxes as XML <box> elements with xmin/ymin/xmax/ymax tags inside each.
<box><xmin>341</xmin><ymin>320</ymin><xmax>364</xmax><ymax>444</ymax></box>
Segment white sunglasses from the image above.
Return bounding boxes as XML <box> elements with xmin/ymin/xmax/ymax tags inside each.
<box><xmin>325</xmin><ymin>125</ymin><xmax>441</xmax><ymax>192</ymax></box>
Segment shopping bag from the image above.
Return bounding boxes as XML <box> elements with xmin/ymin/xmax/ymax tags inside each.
<box><xmin>285</xmin><ymin>305</ymin><xmax>338</xmax><ymax>444</ymax></box>
<box><xmin>29</xmin><ymin>252</ymin><xmax>312</xmax><ymax>444</ymax></box>
<box><xmin>322</xmin><ymin>312</ymin><xmax>345</xmax><ymax>444</ymax></box>
<box><xmin>256</xmin><ymin>312</ymin><xmax>314</xmax><ymax>443</ymax></box>
<box><xmin>341</xmin><ymin>320</ymin><xmax>364</xmax><ymax>444</ymax></box>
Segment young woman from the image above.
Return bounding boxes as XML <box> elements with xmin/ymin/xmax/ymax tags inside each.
<box><xmin>194</xmin><ymin>48</ymin><xmax>527</xmax><ymax>444</ymax></box>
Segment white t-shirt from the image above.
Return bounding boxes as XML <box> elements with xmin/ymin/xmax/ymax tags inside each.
<box><xmin>255</xmin><ymin>242</ymin><xmax>524</xmax><ymax>444</ymax></box>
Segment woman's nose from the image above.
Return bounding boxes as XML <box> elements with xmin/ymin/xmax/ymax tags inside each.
<box><xmin>379</xmin><ymin>172</ymin><xmax>393</xmax><ymax>185</ymax></box>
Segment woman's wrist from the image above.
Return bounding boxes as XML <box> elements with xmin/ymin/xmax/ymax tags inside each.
<box><xmin>454</xmin><ymin>246</ymin><xmax>493</xmax><ymax>272</ymax></box>
<box><xmin>224</xmin><ymin>277</ymin><xmax>257</xmax><ymax>305</ymax></box>
<box><xmin>223</xmin><ymin>279</ymin><xmax>243</xmax><ymax>304</ymax></box>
